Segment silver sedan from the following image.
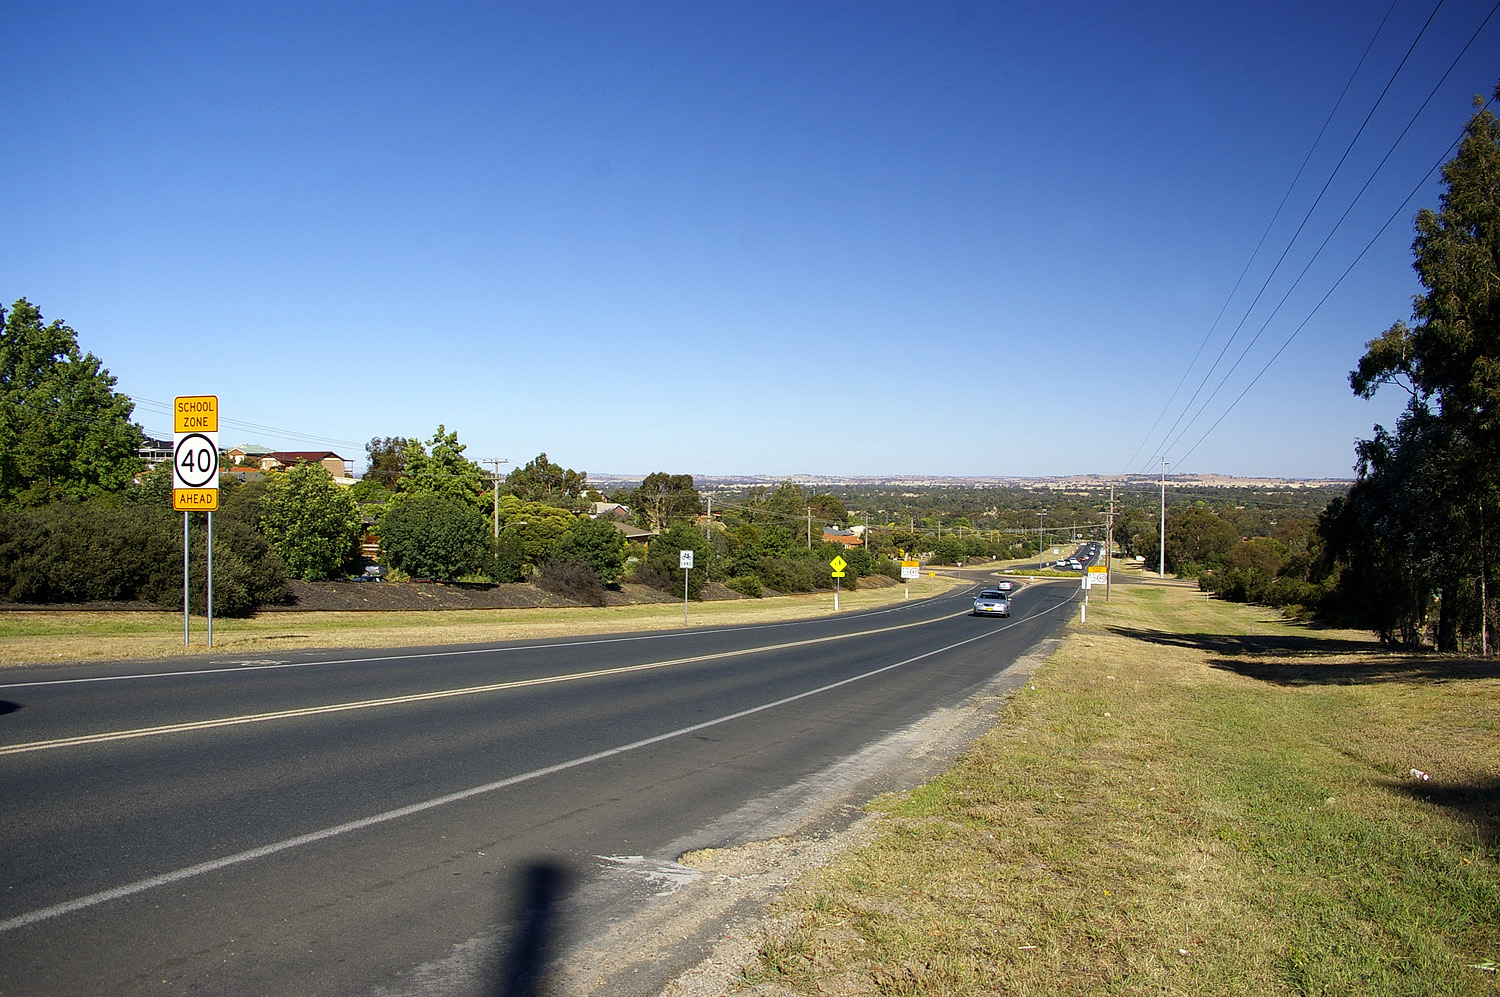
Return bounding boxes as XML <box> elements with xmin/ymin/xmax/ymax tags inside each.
<box><xmin>972</xmin><ymin>589</ymin><xmax>1011</xmax><ymax>617</ymax></box>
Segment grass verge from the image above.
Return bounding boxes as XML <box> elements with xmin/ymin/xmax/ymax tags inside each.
<box><xmin>0</xmin><ymin>573</ymin><xmax>965</xmax><ymax>667</ymax></box>
<box><xmin>740</xmin><ymin>585</ymin><xmax>1500</xmax><ymax>996</ymax></box>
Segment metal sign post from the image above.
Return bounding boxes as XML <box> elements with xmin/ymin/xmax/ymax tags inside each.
<box><xmin>830</xmin><ymin>555</ymin><xmax>847</xmax><ymax>611</ymax></box>
<box><xmin>679</xmin><ymin>549</ymin><xmax>694</xmax><ymax>624</ymax></box>
<box><xmin>173</xmin><ymin>396</ymin><xmax>219</xmax><ymax>647</ymax></box>
<box><xmin>900</xmin><ymin>558</ymin><xmax>919</xmax><ymax>600</ymax></box>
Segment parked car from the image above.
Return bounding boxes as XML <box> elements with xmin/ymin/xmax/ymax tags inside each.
<box><xmin>972</xmin><ymin>589</ymin><xmax>1011</xmax><ymax>617</ymax></box>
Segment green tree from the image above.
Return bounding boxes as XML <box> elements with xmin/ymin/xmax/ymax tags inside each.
<box><xmin>1341</xmin><ymin>85</ymin><xmax>1500</xmax><ymax>648</ymax></box>
<box><xmin>378</xmin><ymin>493</ymin><xmax>488</xmax><ymax>581</ymax></box>
<box><xmin>397</xmin><ymin>426</ymin><xmax>486</xmax><ymax>508</ymax></box>
<box><xmin>630</xmin><ymin>472</ymin><xmax>702</xmax><ymax>530</ymax></box>
<box><xmin>807</xmin><ymin>493</ymin><xmax>847</xmax><ymax>525</ymax></box>
<box><xmin>364</xmin><ymin>436</ymin><xmax>409</xmax><ymax>490</ymax></box>
<box><xmin>931</xmin><ymin>536</ymin><xmax>967</xmax><ymax>565</ymax></box>
<box><xmin>493</xmin><ymin>495</ymin><xmax>578</xmax><ymax>566</ymax></box>
<box><xmin>0</xmin><ymin>299</ymin><xmax>144</xmax><ymax>505</ymax></box>
<box><xmin>1164</xmin><ymin>506</ymin><xmax>1237</xmax><ymax>574</ymax></box>
<box><xmin>259</xmin><ymin>463</ymin><xmax>363</xmax><ymax>580</ymax></box>
<box><xmin>552</xmin><ymin>516</ymin><xmax>628</xmax><ymax>584</ymax></box>
<box><xmin>507</xmin><ymin>453</ymin><xmax>589</xmax><ymax>508</ymax></box>
<box><xmin>645</xmin><ymin>523</ymin><xmax>711</xmax><ymax>599</ymax></box>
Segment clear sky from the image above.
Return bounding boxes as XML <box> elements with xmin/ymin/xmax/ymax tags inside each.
<box><xmin>4</xmin><ymin>2</ymin><xmax>1497</xmax><ymax>480</ymax></box>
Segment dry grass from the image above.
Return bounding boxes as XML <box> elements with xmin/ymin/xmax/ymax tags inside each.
<box><xmin>0</xmin><ymin>573</ymin><xmax>964</xmax><ymax>667</ymax></box>
<box><xmin>741</xmin><ymin>584</ymin><xmax>1500</xmax><ymax>996</ymax></box>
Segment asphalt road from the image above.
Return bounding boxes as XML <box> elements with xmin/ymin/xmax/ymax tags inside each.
<box><xmin>0</xmin><ymin>577</ymin><xmax>1077</xmax><ymax>996</ymax></box>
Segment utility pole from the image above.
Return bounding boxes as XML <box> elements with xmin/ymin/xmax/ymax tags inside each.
<box><xmin>484</xmin><ymin>459</ymin><xmax>509</xmax><ymax>538</ymax></box>
<box><xmin>1159</xmin><ymin>458</ymin><xmax>1168</xmax><ymax>579</ymax></box>
<box><xmin>1037</xmin><ymin>509</ymin><xmax>1047</xmax><ymax>570</ymax></box>
<box><xmin>807</xmin><ymin>506</ymin><xmax>812</xmax><ymax>548</ymax></box>
<box><xmin>705</xmin><ymin>495</ymin><xmax>712</xmax><ymax>541</ymax></box>
<box><xmin>1106</xmin><ymin>483</ymin><xmax>1115</xmax><ymax>601</ymax></box>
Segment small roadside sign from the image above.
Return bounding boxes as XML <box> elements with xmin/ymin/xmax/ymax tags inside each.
<box><xmin>900</xmin><ymin>560</ymin><xmax>920</xmax><ymax>580</ymax></box>
<box><xmin>679</xmin><ymin>549</ymin><xmax>694</xmax><ymax>570</ymax></box>
<box><xmin>830</xmin><ymin>554</ymin><xmax>847</xmax><ymax>578</ymax></box>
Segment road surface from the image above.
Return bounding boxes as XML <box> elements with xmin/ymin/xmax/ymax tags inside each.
<box><xmin>0</xmin><ymin>577</ymin><xmax>1076</xmax><ymax>995</ymax></box>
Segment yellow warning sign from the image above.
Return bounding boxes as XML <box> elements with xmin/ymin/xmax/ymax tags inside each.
<box><xmin>173</xmin><ymin>488</ymin><xmax>219</xmax><ymax>511</ymax></box>
<box><xmin>173</xmin><ymin>395</ymin><xmax>218</xmax><ymax>433</ymax></box>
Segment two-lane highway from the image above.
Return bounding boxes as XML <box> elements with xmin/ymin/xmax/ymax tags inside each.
<box><xmin>0</xmin><ymin>578</ymin><xmax>1077</xmax><ymax>995</ymax></box>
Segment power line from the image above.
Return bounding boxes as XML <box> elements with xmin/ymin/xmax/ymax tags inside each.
<box><xmin>1161</xmin><ymin>5</ymin><xmax>1500</xmax><ymax>466</ymax></box>
<box><xmin>1174</xmin><ymin>98</ymin><xmax>1494</xmax><ymax>467</ymax></box>
<box><xmin>1131</xmin><ymin>0</ymin><xmax>1457</xmax><ymax>473</ymax></box>
<box><xmin>1122</xmin><ymin>0</ymin><xmax>1403</xmax><ymax>473</ymax></box>
<box><xmin>128</xmin><ymin>395</ymin><xmax>362</xmax><ymax>451</ymax></box>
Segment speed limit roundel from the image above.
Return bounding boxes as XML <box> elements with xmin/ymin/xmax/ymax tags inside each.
<box><xmin>173</xmin><ymin>433</ymin><xmax>220</xmax><ymax>489</ymax></box>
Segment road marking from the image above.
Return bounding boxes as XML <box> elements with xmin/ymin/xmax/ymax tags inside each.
<box><xmin>0</xmin><ymin>592</ymin><xmax>1071</xmax><ymax>758</ymax></box>
<box><xmin>0</xmin><ymin>598</ymin><xmax>938</xmax><ymax>691</ymax></box>
<box><xmin>0</xmin><ymin>592</ymin><xmax>1073</xmax><ymax>935</ymax></box>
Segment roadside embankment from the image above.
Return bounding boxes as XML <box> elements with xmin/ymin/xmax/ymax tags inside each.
<box><xmin>706</xmin><ymin>584</ymin><xmax>1500</xmax><ymax>996</ymax></box>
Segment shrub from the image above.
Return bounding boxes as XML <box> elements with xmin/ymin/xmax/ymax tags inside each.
<box><xmin>629</xmin><ymin>561</ymin><xmax>678</xmax><ymax>592</ymax></box>
<box><xmin>724</xmin><ymin>575</ymin><xmax>763</xmax><ymax>598</ymax></box>
<box><xmin>536</xmin><ymin>558</ymin><xmax>605</xmax><ymax>606</ymax></box>
<box><xmin>643</xmin><ymin>524</ymin><xmax>709</xmax><ymax>599</ymax></box>
<box><xmin>0</xmin><ymin>500</ymin><xmax>286</xmax><ymax>616</ymax></box>
<box><xmin>758</xmin><ymin>556</ymin><xmax>823</xmax><ymax>593</ymax></box>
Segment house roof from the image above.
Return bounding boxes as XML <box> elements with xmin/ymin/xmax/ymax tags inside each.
<box><xmin>229</xmin><ymin>444</ymin><xmax>275</xmax><ymax>456</ymax></box>
<box><xmin>269</xmin><ymin>451</ymin><xmax>345</xmax><ymax>463</ymax></box>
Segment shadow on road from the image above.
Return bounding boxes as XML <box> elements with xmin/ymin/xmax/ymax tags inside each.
<box><xmin>0</xmin><ymin>701</ymin><xmax>20</xmax><ymax>716</ymax></box>
<box><xmin>488</xmin><ymin>861</ymin><xmax>570</xmax><ymax>997</ymax></box>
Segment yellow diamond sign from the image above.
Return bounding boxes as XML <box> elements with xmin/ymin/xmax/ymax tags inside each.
<box><xmin>830</xmin><ymin>555</ymin><xmax>847</xmax><ymax>578</ymax></box>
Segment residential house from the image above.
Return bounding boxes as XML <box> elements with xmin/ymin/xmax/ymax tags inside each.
<box><xmin>612</xmin><ymin>522</ymin><xmax>656</xmax><ymax>547</ymax></box>
<box><xmin>225</xmin><ymin>443</ymin><xmax>275</xmax><ymax>467</ymax></box>
<box><xmin>261</xmin><ymin>451</ymin><xmax>355</xmax><ymax>482</ymax></box>
<box><xmin>822</xmin><ymin>528</ymin><xmax>864</xmax><ymax>550</ymax></box>
<box><xmin>136</xmin><ymin>436</ymin><xmax>173</xmax><ymax>465</ymax></box>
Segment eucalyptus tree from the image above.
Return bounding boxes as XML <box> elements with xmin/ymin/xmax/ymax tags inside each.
<box><xmin>1342</xmin><ymin>85</ymin><xmax>1500</xmax><ymax>648</ymax></box>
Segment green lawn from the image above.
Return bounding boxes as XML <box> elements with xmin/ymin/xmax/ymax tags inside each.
<box><xmin>743</xmin><ymin>584</ymin><xmax>1500</xmax><ymax>996</ymax></box>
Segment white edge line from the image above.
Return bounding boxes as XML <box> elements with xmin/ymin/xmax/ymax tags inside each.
<box><xmin>0</xmin><ymin>591</ymin><xmax>1073</xmax><ymax>934</ymax></box>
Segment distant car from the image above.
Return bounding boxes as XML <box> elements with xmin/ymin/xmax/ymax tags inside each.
<box><xmin>972</xmin><ymin>590</ymin><xmax>1011</xmax><ymax>617</ymax></box>
<box><xmin>996</xmin><ymin>580</ymin><xmax>1013</xmax><ymax>591</ymax></box>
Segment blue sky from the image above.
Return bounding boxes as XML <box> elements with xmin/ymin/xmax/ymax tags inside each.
<box><xmin>4</xmin><ymin>2</ymin><xmax>1497</xmax><ymax>480</ymax></box>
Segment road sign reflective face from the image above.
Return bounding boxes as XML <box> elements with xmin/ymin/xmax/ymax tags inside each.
<box><xmin>173</xmin><ymin>433</ymin><xmax>219</xmax><ymax>489</ymax></box>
